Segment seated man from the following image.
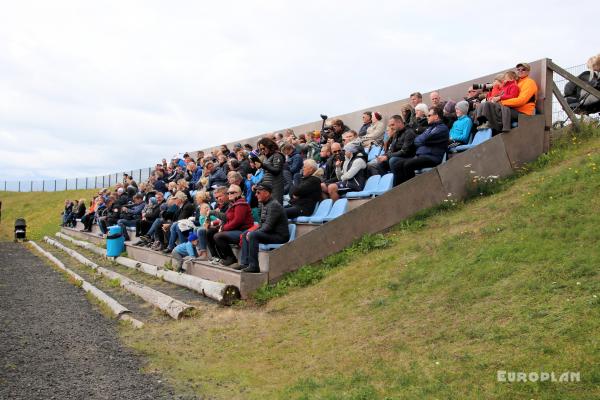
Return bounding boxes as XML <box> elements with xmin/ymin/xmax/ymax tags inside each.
<box><xmin>285</xmin><ymin>159</ymin><xmax>322</xmax><ymax>219</ymax></box>
<box><xmin>326</xmin><ymin>143</ymin><xmax>367</xmax><ymax>201</ymax></box>
<box><xmin>369</xmin><ymin>115</ymin><xmax>416</xmax><ymax>176</ymax></box>
<box><xmin>320</xmin><ymin>142</ymin><xmax>341</xmax><ymax>198</ymax></box>
<box><xmin>117</xmin><ymin>194</ymin><xmax>145</xmax><ymax>241</ymax></box>
<box><xmin>392</xmin><ymin>106</ymin><xmax>449</xmax><ymax>186</ymax></box>
<box><xmin>239</xmin><ymin>183</ymin><xmax>290</xmax><ymax>273</ymax></box>
<box><xmin>360</xmin><ymin>111</ymin><xmax>385</xmax><ymax>148</ymax></box>
<box><xmin>203</xmin><ymin>161</ymin><xmax>228</xmax><ymax>190</ymax></box>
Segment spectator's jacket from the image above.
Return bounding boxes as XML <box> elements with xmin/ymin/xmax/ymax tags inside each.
<box><xmin>361</xmin><ymin>120</ymin><xmax>385</xmax><ymax>146</ymax></box>
<box><xmin>410</xmin><ymin>116</ymin><xmax>429</xmax><ymax>135</ymax></box>
<box><xmin>286</xmin><ymin>150</ymin><xmax>303</xmax><ymax>176</ymax></box>
<box><xmin>250</xmin><ymin>169</ymin><xmax>264</xmax><ymax>185</ymax></box>
<box><xmin>499</xmin><ymin>80</ymin><xmax>520</xmax><ymax>101</ymax></box>
<box><xmin>142</xmin><ymin>200</ymin><xmax>163</xmax><ymax>223</ymax></box>
<box><xmin>358</xmin><ymin>122</ymin><xmax>371</xmax><ymax>137</ymax></box>
<box><xmin>414</xmin><ymin>121</ymin><xmax>450</xmax><ymax>163</ymax></box>
<box><xmin>94</xmin><ymin>203</ymin><xmax>107</xmax><ymax>218</ymax></box>
<box><xmin>258</xmin><ymin>198</ymin><xmax>290</xmax><ymax>240</ymax></box>
<box><xmin>306</xmin><ymin>142</ymin><xmax>321</xmax><ymax>162</ymax></box>
<box><xmin>153</xmin><ymin>179</ymin><xmax>167</xmax><ymax>194</ymax></box>
<box><xmin>336</xmin><ymin>153</ymin><xmax>367</xmax><ymax>191</ymax></box>
<box><xmin>173</xmin><ymin>240</ymin><xmax>198</xmax><ymax>258</ymax></box>
<box><xmin>114</xmin><ymin>194</ymin><xmax>130</xmax><ymax>208</ymax></box>
<box><xmin>238</xmin><ymin>159</ymin><xmax>252</xmax><ymax>178</ymax></box>
<box><xmin>209</xmin><ymin>201</ymin><xmax>231</xmax><ymax>222</ymax></box>
<box><xmin>261</xmin><ymin>152</ymin><xmax>285</xmax><ymax>203</ymax></box>
<box><xmin>449</xmin><ymin>115</ymin><xmax>473</xmax><ymax>144</ymax></box>
<box><xmin>387</xmin><ymin>127</ymin><xmax>417</xmax><ymax>159</ymax></box>
<box><xmin>208</xmin><ymin>167</ymin><xmax>227</xmax><ymax>189</ymax></box>
<box><xmin>186</xmin><ymin>168</ymin><xmax>203</xmax><ymax>186</ymax></box>
<box><xmin>289</xmin><ymin>175</ymin><xmax>322</xmax><ymax>214</ymax></box>
<box><xmin>501</xmin><ymin>76</ymin><xmax>538</xmax><ymax>115</ymax></box>
<box><xmin>322</xmin><ymin>156</ymin><xmax>338</xmax><ymax>184</ymax></box>
<box><xmin>174</xmin><ymin>201</ymin><xmax>195</xmax><ymax>222</ymax></box>
<box><xmin>121</xmin><ymin>202</ymin><xmax>145</xmax><ymax>220</ymax></box>
<box><xmin>222</xmin><ymin>197</ymin><xmax>254</xmax><ymax>231</ymax></box>
<box><xmin>75</xmin><ymin>203</ymin><xmax>86</xmax><ymax>219</ymax></box>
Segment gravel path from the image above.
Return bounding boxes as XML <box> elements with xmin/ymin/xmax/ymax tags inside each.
<box><xmin>0</xmin><ymin>242</ymin><xmax>196</xmax><ymax>400</ymax></box>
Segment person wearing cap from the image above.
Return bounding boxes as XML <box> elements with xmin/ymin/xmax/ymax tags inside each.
<box><xmin>326</xmin><ymin>142</ymin><xmax>367</xmax><ymax>201</ymax></box>
<box><xmin>171</xmin><ymin>232</ymin><xmax>199</xmax><ymax>272</ymax></box>
<box><xmin>500</xmin><ymin>62</ymin><xmax>538</xmax><ymax>119</ymax></box>
<box><xmin>207</xmin><ymin>184</ymin><xmax>254</xmax><ymax>267</ymax></box>
<box><xmin>392</xmin><ymin>106</ymin><xmax>449</xmax><ymax>186</ymax></box>
<box><xmin>238</xmin><ymin>183</ymin><xmax>290</xmax><ymax>273</ymax></box>
<box><xmin>448</xmin><ymin>101</ymin><xmax>473</xmax><ymax>147</ymax></box>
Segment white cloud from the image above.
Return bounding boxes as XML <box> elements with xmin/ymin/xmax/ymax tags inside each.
<box><xmin>0</xmin><ymin>0</ymin><xmax>597</xmax><ymax>182</ymax></box>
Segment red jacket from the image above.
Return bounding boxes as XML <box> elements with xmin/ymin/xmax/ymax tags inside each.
<box><xmin>500</xmin><ymin>80</ymin><xmax>520</xmax><ymax>101</ymax></box>
<box><xmin>222</xmin><ymin>198</ymin><xmax>254</xmax><ymax>231</ymax></box>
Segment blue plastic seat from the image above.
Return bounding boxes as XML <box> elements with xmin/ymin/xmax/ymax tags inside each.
<box><xmin>288</xmin><ymin>202</ymin><xmax>318</xmax><ymax>222</ymax></box>
<box><xmin>296</xmin><ymin>199</ymin><xmax>332</xmax><ymax>223</ymax></box>
<box><xmin>310</xmin><ymin>198</ymin><xmax>348</xmax><ymax>224</ymax></box>
<box><xmin>371</xmin><ymin>173</ymin><xmax>394</xmax><ymax>196</ymax></box>
<box><xmin>259</xmin><ymin>224</ymin><xmax>297</xmax><ymax>251</ymax></box>
<box><xmin>345</xmin><ymin>175</ymin><xmax>381</xmax><ymax>199</ymax></box>
<box><xmin>449</xmin><ymin>128</ymin><xmax>492</xmax><ymax>153</ymax></box>
<box><xmin>367</xmin><ymin>145</ymin><xmax>382</xmax><ymax>162</ymax></box>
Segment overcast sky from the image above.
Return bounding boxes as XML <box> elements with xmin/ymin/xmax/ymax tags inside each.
<box><xmin>0</xmin><ymin>0</ymin><xmax>596</xmax><ymax>182</ymax></box>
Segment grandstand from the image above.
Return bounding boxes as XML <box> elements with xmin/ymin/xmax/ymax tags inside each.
<box><xmin>59</xmin><ymin>57</ymin><xmax>598</xmax><ymax>299</ymax></box>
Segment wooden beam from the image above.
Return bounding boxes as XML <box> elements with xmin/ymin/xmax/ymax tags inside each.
<box><xmin>552</xmin><ymin>82</ymin><xmax>579</xmax><ymax>128</ymax></box>
<box><xmin>548</xmin><ymin>60</ymin><xmax>600</xmax><ymax>100</ymax></box>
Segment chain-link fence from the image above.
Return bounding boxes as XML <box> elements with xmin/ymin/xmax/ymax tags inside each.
<box><xmin>1</xmin><ymin>63</ymin><xmax>593</xmax><ymax>192</ymax></box>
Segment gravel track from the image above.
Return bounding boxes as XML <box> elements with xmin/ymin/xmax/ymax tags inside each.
<box><xmin>0</xmin><ymin>242</ymin><xmax>198</xmax><ymax>399</ymax></box>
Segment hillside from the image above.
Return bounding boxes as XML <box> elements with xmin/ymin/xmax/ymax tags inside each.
<box><xmin>2</xmin><ymin>126</ymin><xmax>600</xmax><ymax>399</ymax></box>
<box><xmin>124</xmin><ymin>127</ymin><xmax>600</xmax><ymax>399</ymax></box>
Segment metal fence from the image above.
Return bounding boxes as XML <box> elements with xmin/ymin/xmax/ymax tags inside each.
<box><xmin>1</xmin><ymin>63</ymin><xmax>592</xmax><ymax>192</ymax></box>
<box><xmin>552</xmin><ymin>63</ymin><xmax>587</xmax><ymax>124</ymax></box>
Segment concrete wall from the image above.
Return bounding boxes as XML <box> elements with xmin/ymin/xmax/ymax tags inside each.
<box><xmin>191</xmin><ymin>58</ymin><xmax>550</xmax><ymax>156</ymax></box>
<box><xmin>266</xmin><ymin>115</ymin><xmax>545</xmax><ymax>282</ymax></box>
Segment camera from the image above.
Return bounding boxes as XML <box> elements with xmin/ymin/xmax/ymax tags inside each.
<box><xmin>334</xmin><ymin>153</ymin><xmax>344</xmax><ymax>162</ymax></box>
<box><xmin>472</xmin><ymin>83</ymin><xmax>493</xmax><ymax>91</ymax></box>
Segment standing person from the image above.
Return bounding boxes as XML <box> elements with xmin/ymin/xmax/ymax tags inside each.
<box><xmin>255</xmin><ymin>137</ymin><xmax>285</xmax><ymax>204</ymax></box>
<box><xmin>238</xmin><ymin>183</ymin><xmax>290</xmax><ymax>273</ymax></box>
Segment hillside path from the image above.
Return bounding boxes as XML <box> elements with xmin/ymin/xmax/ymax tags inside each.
<box><xmin>0</xmin><ymin>242</ymin><xmax>189</xmax><ymax>400</ymax></box>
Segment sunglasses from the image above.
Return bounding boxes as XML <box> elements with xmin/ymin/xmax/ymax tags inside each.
<box><xmin>227</xmin><ymin>191</ymin><xmax>240</xmax><ymax>195</ymax></box>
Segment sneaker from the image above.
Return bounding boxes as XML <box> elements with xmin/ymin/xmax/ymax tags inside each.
<box><xmin>232</xmin><ymin>264</ymin><xmax>247</xmax><ymax>271</ymax></box>
<box><xmin>209</xmin><ymin>257</ymin><xmax>222</xmax><ymax>265</ymax></box>
<box><xmin>220</xmin><ymin>257</ymin><xmax>237</xmax><ymax>267</ymax></box>
<box><xmin>162</xmin><ymin>248</ymin><xmax>173</xmax><ymax>254</ymax></box>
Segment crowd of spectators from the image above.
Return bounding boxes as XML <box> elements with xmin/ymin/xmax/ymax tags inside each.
<box><xmin>63</xmin><ymin>62</ymin><xmax>539</xmax><ymax>272</ymax></box>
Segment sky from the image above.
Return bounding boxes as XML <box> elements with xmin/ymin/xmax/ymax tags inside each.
<box><xmin>0</xmin><ymin>0</ymin><xmax>596</xmax><ymax>183</ymax></box>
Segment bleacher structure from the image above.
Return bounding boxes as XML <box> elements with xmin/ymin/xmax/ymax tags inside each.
<box><xmin>63</xmin><ymin>58</ymin><xmax>593</xmax><ymax>300</ymax></box>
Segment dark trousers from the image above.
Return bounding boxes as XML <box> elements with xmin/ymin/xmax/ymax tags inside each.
<box><xmin>284</xmin><ymin>205</ymin><xmax>313</xmax><ymax>219</ymax></box>
<box><xmin>391</xmin><ymin>156</ymin><xmax>439</xmax><ymax>186</ymax></box>
<box><xmin>240</xmin><ymin>230</ymin><xmax>286</xmax><ymax>269</ymax></box>
<box><xmin>138</xmin><ymin>219</ymin><xmax>153</xmax><ymax>236</ymax></box>
<box><xmin>211</xmin><ymin>230</ymin><xmax>243</xmax><ymax>260</ymax></box>
<box><xmin>81</xmin><ymin>213</ymin><xmax>95</xmax><ymax>231</ymax></box>
<box><xmin>205</xmin><ymin>227</ymin><xmax>219</xmax><ymax>257</ymax></box>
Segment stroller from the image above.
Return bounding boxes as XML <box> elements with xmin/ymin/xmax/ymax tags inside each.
<box><xmin>564</xmin><ymin>70</ymin><xmax>600</xmax><ymax>115</ymax></box>
<box><xmin>14</xmin><ymin>218</ymin><xmax>27</xmax><ymax>242</ymax></box>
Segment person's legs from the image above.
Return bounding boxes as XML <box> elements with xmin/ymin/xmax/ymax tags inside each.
<box><xmin>214</xmin><ymin>230</ymin><xmax>242</xmax><ymax>263</ymax></box>
<box><xmin>328</xmin><ymin>183</ymin><xmax>339</xmax><ymax>201</ymax></box>
<box><xmin>243</xmin><ymin>231</ymin><xmax>285</xmax><ymax>272</ymax></box>
<box><xmin>206</xmin><ymin>228</ymin><xmax>218</xmax><ymax>258</ymax></box>
<box><xmin>98</xmin><ymin>217</ymin><xmax>108</xmax><ymax>234</ymax></box>
<box><xmin>146</xmin><ymin>218</ymin><xmax>162</xmax><ymax>238</ymax></box>
<box><xmin>171</xmin><ymin>251</ymin><xmax>184</xmax><ymax>272</ymax></box>
<box><xmin>391</xmin><ymin>158</ymin><xmax>408</xmax><ymax>186</ymax></box>
<box><xmin>167</xmin><ymin>222</ymin><xmax>180</xmax><ymax>250</ymax></box>
<box><xmin>239</xmin><ymin>230</ymin><xmax>250</xmax><ymax>267</ymax></box>
<box><xmin>387</xmin><ymin>157</ymin><xmax>402</xmax><ymax>175</ymax></box>
<box><xmin>400</xmin><ymin>157</ymin><xmax>438</xmax><ymax>184</ymax></box>
<box><xmin>284</xmin><ymin>206</ymin><xmax>301</xmax><ymax>219</ymax></box>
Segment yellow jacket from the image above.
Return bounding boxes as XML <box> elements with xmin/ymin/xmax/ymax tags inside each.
<box><xmin>501</xmin><ymin>76</ymin><xmax>538</xmax><ymax>115</ymax></box>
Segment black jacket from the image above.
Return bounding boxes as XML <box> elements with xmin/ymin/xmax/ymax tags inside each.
<box><xmin>289</xmin><ymin>175</ymin><xmax>322</xmax><ymax>214</ymax></box>
<box><xmin>261</xmin><ymin>152</ymin><xmax>285</xmax><ymax>204</ymax></box>
<box><xmin>387</xmin><ymin>127</ymin><xmax>417</xmax><ymax>159</ymax></box>
<box><xmin>259</xmin><ymin>198</ymin><xmax>290</xmax><ymax>240</ymax></box>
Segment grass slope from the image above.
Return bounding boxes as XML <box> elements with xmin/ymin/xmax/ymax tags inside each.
<box><xmin>0</xmin><ymin>189</ymin><xmax>97</xmax><ymax>241</ymax></box>
<box><xmin>121</xmin><ymin>129</ymin><xmax>600</xmax><ymax>399</ymax></box>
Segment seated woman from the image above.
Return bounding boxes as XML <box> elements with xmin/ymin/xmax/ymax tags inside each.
<box><xmin>448</xmin><ymin>101</ymin><xmax>473</xmax><ymax>147</ymax></box>
<box><xmin>285</xmin><ymin>159</ymin><xmax>322</xmax><ymax>219</ymax></box>
<box><xmin>326</xmin><ymin>143</ymin><xmax>367</xmax><ymax>201</ymax></box>
<box><xmin>80</xmin><ymin>197</ymin><xmax>98</xmax><ymax>232</ymax></box>
<box><xmin>360</xmin><ymin>111</ymin><xmax>385</xmax><ymax>148</ymax></box>
<box><xmin>208</xmin><ymin>185</ymin><xmax>254</xmax><ymax>267</ymax></box>
<box><xmin>412</xmin><ymin>103</ymin><xmax>430</xmax><ymax>134</ymax></box>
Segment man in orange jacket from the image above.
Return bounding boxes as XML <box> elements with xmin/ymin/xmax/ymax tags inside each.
<box><xmin>501</xmin><ymin>62</ymin><xmax>538</xmax><ymax>119</ymax></box>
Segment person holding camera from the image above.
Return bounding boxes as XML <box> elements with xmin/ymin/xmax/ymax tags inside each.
<box><xmin>326</xmin><ymin>143</ymin><xmax>367</xmax><ymax>201</ymax></box>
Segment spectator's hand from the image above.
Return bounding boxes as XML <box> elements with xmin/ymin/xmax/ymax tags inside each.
<box><xmin>335</xmin><ymin>160</ymin><xmax>342</xmax><ymax>167</ymax></box>
<box><xmin>162</xmin><ymin>223</ymin><xmax>170</xmax><ymax>231</ymax></box>
<box><xmin>377</xmin><ymin>155</ymin><xmax>388</xmax><ymax>162</ymax></box>
<box><xmin>247</xmin><ymin>173</ymin><xmax>252</xmax><ymax>180</ymax></box>
<box><xmin>327</xmin><ymin>138</ymin><xmax>334</xmax><ymax>145</ymax></box>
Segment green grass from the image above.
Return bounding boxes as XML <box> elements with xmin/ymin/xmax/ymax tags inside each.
<box><xmin>0</xmin><ymin>188</ymin><xmax>97</xmax><ymax>241</ymax></box>
<box><xmin>6</xmin><ymin>124</ymin><xmax>600</xmax><ymax>399</ymax></box>
<box><xmin>118</xmin><ymin>124</ymin><xmax>600</xmax><ymax>399</ymax></box>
